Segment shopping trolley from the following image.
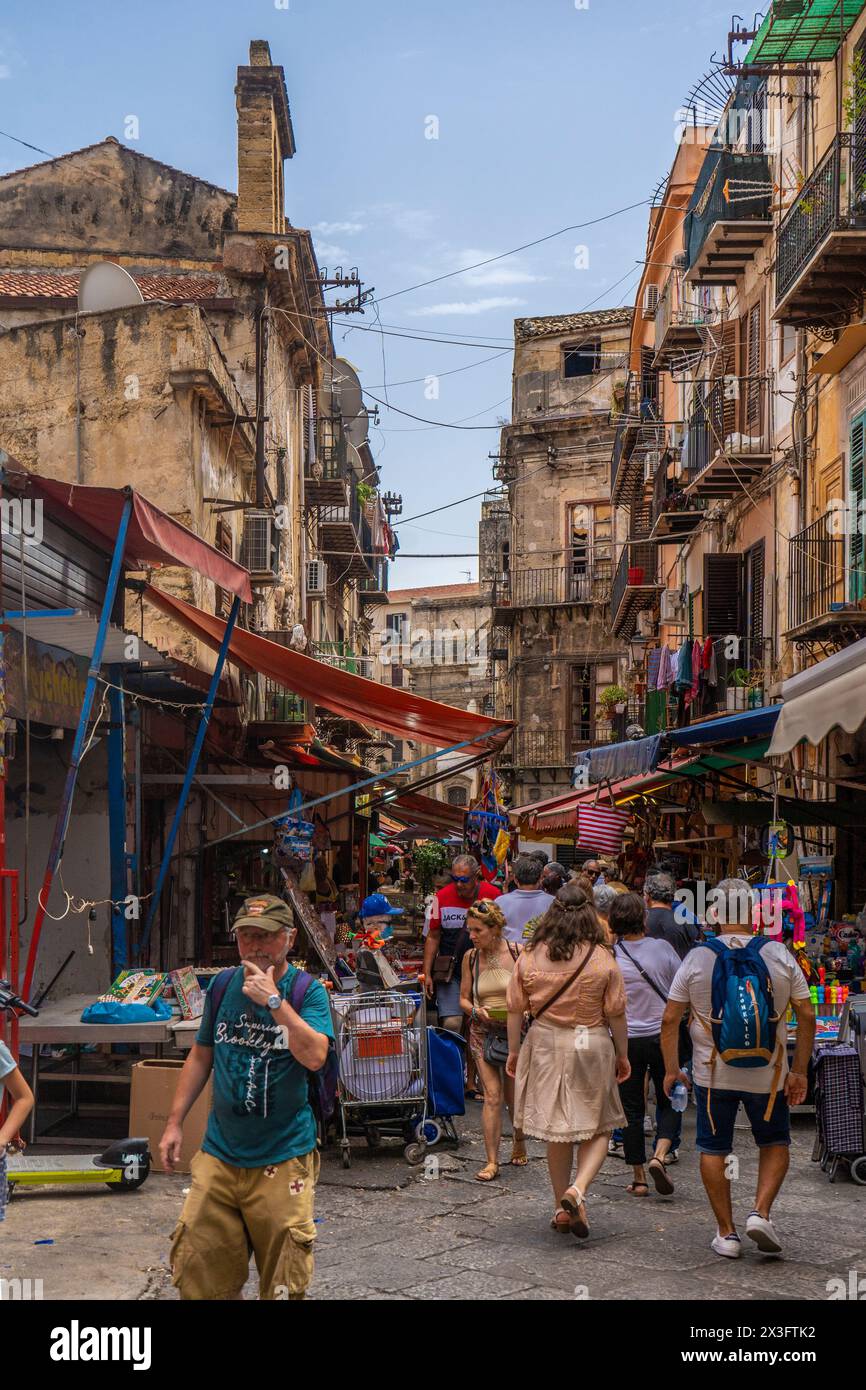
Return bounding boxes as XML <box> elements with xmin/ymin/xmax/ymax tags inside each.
<box><xmin>811</xmin><ymin>1040</ymin><xmax>866</xmax><ymax>1185</ymax></box>
<box><xmin>331</xmin><ymin>989</ymin><xmax>429</xmax><ymax>1167</ymax></box>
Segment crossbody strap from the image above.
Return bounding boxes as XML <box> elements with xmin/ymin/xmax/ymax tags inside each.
<box><xmin>615</xmin><ymin>941</ymin><xmax>668</xmax><ymax>1004</ymax></box>
<box><xmin>533</xmin><ymin>945</ymin><xmax>594</xmax><ymax>1020</ymax></box>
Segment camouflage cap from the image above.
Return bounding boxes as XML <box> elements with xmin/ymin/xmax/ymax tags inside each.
<box><xmin>232</xmin><ymin>894</ymin><xmax>294</xmax><ymax>933</ymax></box>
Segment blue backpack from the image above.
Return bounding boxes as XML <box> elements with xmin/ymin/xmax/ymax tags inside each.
<box><xmin>209</xmin><ymin>967</ymin><xmax>339</xmax><ymax>1133</ymax></box>
<box><xmin>700</xmin><ymin>935</ymin><xmax>782</xmax><ymax>1072</ymax></box>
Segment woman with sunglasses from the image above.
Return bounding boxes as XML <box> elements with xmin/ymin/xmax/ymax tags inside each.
<box><xmin>422</xmin><ymin>854</ymin><xmax>500</xmax><ymax>1032</ymax></box>
<box><xmin>459</xmin><ymin>898</ymin><xmax>526</xmax><ymax>1180</ymax></box>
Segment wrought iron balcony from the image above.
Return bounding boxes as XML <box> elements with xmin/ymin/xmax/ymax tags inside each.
<box><xmin>499</xmin><ymin>726</ymin><xmax>619</xmax><ymax>770</ymax></box>
<box><xmin>649</xmin><ymin>447</ymin><xmax>706</xmax><ymax>541</ymax></box>
<box><xmin>359</xmin><ymin>556</ymin><xmax>389</xmax><ymax>605</ymax></box>
<box><xmin>492</xmin><ymin>550</ymin><xmax>612</xmax><ymax>614</ymax></box>
<box><xmin>682</xmin><ymin>376</ymin><xmax>772</xmax><ymax>498</ymax></box>
<box><xmin>255</xmin><ymin>678</ymin><xmax>309</xmax><ymax>725</ymax></box>
<box><xmin>653</xmin><ymin>273</ymin><xmax>715</xmax><ymax>372</ymax></box>
<box><xmin>786</xmin><ymin>510</ymin><xmax>866</xmax><ymax>643</ymax></box>
<box><xmin>610</xmin><ymin>373</ymin><xmax>666</xmax><ymax>507</ymax></box>
<box><xmin>317</xmin><ymin>469</ymin><xmax>374</xmax><ymax>580</ymax></box>
<box><xmin>611</xmin><ymin>541</ymin><xmax>662</xmax><ymax>639</ymax></box>
<box><xmin>314</xmin><ymin>640</ymin><xmax>373</xmax><ymax>676</ymax></box>
<box><xmin>304</xmin><ymin>417</ymin><xmax>350</xmax><ymax>506</ymax></box>
<box><xmin>685</xmin><ymin>150</ymin><xmax>772</xmax><ymax>285</ymax></box>
<box><xmin>775</xmin><ymin>133</ymin><xmax>866</xmax><ymax>328</ymax></box>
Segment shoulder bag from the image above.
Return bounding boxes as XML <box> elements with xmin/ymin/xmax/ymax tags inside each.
<box><xmin>472</xmin><ymin>946</ymin><xmax>518</xmax><ymax>1068</ymax></box>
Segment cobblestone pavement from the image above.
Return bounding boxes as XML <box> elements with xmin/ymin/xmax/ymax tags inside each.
<box><xmin>3</xmin><ymin>1105</ymin><xmax>865</xmax><ymax>1301</ymax></box>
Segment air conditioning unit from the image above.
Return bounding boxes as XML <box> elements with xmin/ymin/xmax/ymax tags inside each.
<box><xmin>642</xmin><ymin>283</ymin><xmax>660</xmax><ymax>319</ymax></box>
<box><xmin>306</xmin><ymin>558</ymin><xmax>327</xmax><ymax>597</ymax></box>
<box><xmin>673</xmin><ymin>252</ymin><xmax>688</xmax><ymax>271</ymax></box>
<box><xmin>241</xmin><ymin>510</ymin><xmax>278</xmax><ymax>578</ymax></box>
<box><xmin>660</xmin><ymin>589</ymin><xmax>685</xmax><ymax>623</ymax></box>
<box><xmin>644</xmin><ymin>449</ymin><xmax>660</xmax><ymax>481</ymax></box>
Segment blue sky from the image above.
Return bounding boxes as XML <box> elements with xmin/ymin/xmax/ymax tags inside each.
<box><xmin>1</xmin><ymin>0</ymin><xmax>735</xmax><ymax>588</ymax></box>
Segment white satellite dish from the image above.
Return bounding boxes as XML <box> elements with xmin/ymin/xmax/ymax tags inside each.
<box><xmin>78</xmin><ymin>262</ymin><xmax>144</xmax><ymax>314</ymax></box>
<box><xmin>332</xmin><ymin>358</ymin><xmax>363</xmax><ymax>420</ymax></box>
<box><xmin>345</xmin><ymin>408</ymin><xmax>370</xmax><ymax>447</ymax></box>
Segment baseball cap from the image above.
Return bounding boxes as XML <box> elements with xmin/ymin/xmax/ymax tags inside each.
<box><xmin>359</xmin><ymin>892</ymin><xmax>404</xmax><ymax>919</ymax></box>
<box><xmin>232</xmin><ymin>894</ymin><xmax>294</xmax><ymax>933</ymax></box>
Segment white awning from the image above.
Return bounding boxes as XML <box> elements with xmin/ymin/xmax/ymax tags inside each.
<box><xmin>768</xmin><ymin>636</ymin><xmax>866</xmax><ymax>756</ymax></box>
<box><xmin>5</xmin><ymin>612</ymin><xmax>164</xmax><ymax>666</ymax></box>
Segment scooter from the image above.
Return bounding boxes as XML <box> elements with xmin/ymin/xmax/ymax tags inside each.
<box><xmin>1</xmin><ymin>981</ymin><xmax>151</xmax><ymax>1198</ymax></box>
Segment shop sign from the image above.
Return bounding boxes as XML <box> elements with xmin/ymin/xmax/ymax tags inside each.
<box><xmin>4</xmin><ymin>629</ymin><xmax>88</xmax><ymax>729</ymax></box>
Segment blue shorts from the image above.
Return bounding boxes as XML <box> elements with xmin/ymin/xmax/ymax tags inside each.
<box><xmin>693</xmin><ymin>1083</ymin><xmax>790</xmax><ymax>1156</ymax></box>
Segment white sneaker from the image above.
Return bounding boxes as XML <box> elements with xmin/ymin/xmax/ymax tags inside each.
<box><xmin>745</xmin><ymin>1211</ymin><xmax>782</xmax><ymax>1255</ymax></box>
<box><xmin>643</xmin><ymin>1116</ymin><xmax>654</xmax><ymax>1135</ymax></box>
<box><xmin>711</xmin><ymin>1232</ymin><xmax>742</xmax><ymax>1259</ymax></box>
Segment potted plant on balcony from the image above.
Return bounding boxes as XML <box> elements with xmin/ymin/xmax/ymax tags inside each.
<box><xmin>726</xmin><ymin>667</ymin><xmax>763</xmax><ymax>711</ymax></box>
<box><xmin>599</xmin><ymin>684</ymin><xmax>629</xmax><ymax>721</ymax></box>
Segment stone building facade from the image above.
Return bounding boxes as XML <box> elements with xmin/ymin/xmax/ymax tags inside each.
<box><xmin>493</xmin><ymin>308</ymin><xmax>632</xmax><ymax>808</ymax></box>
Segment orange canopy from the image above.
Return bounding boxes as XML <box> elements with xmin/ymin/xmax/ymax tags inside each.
<box><xmin>145</xmin><ymin>586</ymin><xmax>514</xmax><ymax>754</ymax></box>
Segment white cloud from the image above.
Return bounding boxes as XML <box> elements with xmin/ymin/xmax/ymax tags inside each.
<box><xmin>313</xmin><ymin>221</ymin><xmax>364</xmax><ymax>236</ymax></box>
<box><xmin>462</xmin><ymin>264</ymin><xmax>545</xmax><ymax>287</ymax></box>
<box><xmin>0</xmin><ymin>65</ymin><xmax>10</xmax><ymax>79</ymax></box>
<box><xmin>314</xmin><ymin>241</ymin><xmax>348</xmax><ymax>264</ymax></box>
<box><xmin>409</xmin><ymin>296</ymin><xmax>526</xmax><ymax>317</ymax></box>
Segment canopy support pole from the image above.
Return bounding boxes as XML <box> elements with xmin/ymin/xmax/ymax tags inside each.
<box><xmin>138</xmin><ymin>595</ymin><xmax>241</xmax><ymax>958</ymax></box>
<box><xmin>107</xmin><ymin>665</ymin><xmax>128</xmax><ymax>975</ymax></box>
<box><xmin>22</xmin><ymin>494</ymin><xmax>134</xmax><ymax>1001</ymax></box>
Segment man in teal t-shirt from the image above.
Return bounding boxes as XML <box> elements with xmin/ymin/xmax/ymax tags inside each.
<box><xmin>160</xmin><ymin>894</ymin><xmax>333</xmax><ymax>1301</ymax></box>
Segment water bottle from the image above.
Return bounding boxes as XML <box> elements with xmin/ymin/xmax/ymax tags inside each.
<box><xmin>670</xmin><ymin>1081</ymin><xmax>688</xmax><ymax>1112</ymax></box>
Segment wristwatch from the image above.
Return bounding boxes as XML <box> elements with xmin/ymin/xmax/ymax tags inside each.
<box><xmin>266</xmin><ymin>992</ymin><xmax>282</xmax><ymax>1011</ymax></box>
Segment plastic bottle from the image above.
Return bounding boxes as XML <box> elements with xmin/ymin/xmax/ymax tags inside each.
<box><xmin>670</xmin><ymin>1075</ymin><xmax>689</xmax><ymax>1112</ymax></box>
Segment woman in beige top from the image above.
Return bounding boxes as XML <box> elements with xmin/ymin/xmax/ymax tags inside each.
<box><xmin>506</xmin><ymin>883</ymin><xmax>630</xmax><ymax>1237</ymax></box>
<box><xmin>459</xmin><ymin>899</ymin><xmax>525</xmax><ymax>1181</ymax></box>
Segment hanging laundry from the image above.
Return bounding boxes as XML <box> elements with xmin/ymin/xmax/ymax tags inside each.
<box><xmin>646</xmin><ymin>645</ymin><xmax>662</xmax><ymax>690</ymax></box>
<box><xmin>656</xmin><ymin>644</ymin><xmax>676</xmax><ymax>690</ymax></box>
<box><xmin>701</xmin><ymin>636</ymin><xmax>718</xmax><ymax>687</ymax></box>
<box><xmin>675</xmin><ymin>639</ymin><xmax>692</xmax><ymax>689</ymax></box>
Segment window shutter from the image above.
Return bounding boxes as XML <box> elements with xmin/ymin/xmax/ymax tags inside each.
<box><xmin>703</xmin><ymin>552</ymin><xmax>743</xmax><ymax>635</ymax></box>
<box><xmin>851</xmin><ymin>411</ymin><xmax>866</xmax><ymax>601</ymax></box>
<box><xmin>744</xmin><ymin>540</ymin><xmax>765</xmax><ymax>645</ymax></box>
<box><xmin>745</xmin><ymin>300</ymin><xmax>762</xmax><ymax>432</ymax></box>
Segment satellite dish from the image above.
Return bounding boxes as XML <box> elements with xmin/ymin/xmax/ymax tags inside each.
<box><xmin>78</xmin><ymin>262</ymin><xmax>144</xmax><ymax>314</ymax></box>
<box><xmin>332</xmin><ymin>358</ymin><xmax>363</xmax><ymax>420</ymax></box>
<box><xmin>345</xmin><ymin>408</ymin><xmax>370</xmax><ymax>447</ymax></box>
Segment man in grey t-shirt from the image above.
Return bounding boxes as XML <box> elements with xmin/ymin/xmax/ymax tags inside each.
<box><xmin>500</xmin><ymin>855</ymin><xmax>553</xmax><ymax>943</ymax></box>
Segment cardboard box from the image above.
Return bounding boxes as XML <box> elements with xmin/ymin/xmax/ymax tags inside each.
<box><xmin>129</xmin><ymin>1059</ymin><xmax>212</xmax><ymax>1173</ymax></box>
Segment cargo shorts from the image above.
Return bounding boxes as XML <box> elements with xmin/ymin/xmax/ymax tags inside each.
<box><xmin>170</xmin><ymin>1148</ymin><xmax>319</xmax><ymax>1300</ymax></box>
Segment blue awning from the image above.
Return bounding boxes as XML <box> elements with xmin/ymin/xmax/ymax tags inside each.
<box><xmin>667</xmin><ymin>705</ymin><xmax>780</xmax><ymax>747</ymax></box>
<box><xmin>573</xmin><ymin>733</ymin><xmax>663</xmax><ymax>785</ymax></box>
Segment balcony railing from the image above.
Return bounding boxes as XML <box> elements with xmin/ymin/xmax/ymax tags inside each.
<box><xmin>650</xmin><ymin>448</ymin><xmax>706</xmax><ymax>539</ymax></box>
<box><xmin>317</xmin><ymin>468</ymin><xmax>374</xmax><ymax>579</ymax></box>
<box><xmin>500</xmin><ymin>726</ymin><xmax>620</xmax><ymax>770</ymax></box>
<box><xmin>776</xmin><ymin>133</ymin><xmax>866</xmax><ymax>323</ymax></box>
<box><xmin>653</xmin><ymin>273</ymin><xmax>715</xmax><ymax>370</ymax></box>
<box><xmin>787</xmin><ymin>512</ymin><xmax>848</xmax><ymax>634</ymax></box>
<box><xmin>359</xmin><ymin>556</ymin><xmax>389</xmax><ymax>603</ymax></box>
<box><xmin>256</xmin><ymin>680</ymin><xmax>309</xmax><ymax>724</ymax></box>
<box><xmin>314</xmin><ymin>640</ymin><xmax>373</xmax><ymax>676</ymax></box>
<box><xmin>304</xmin><ymin>417</ymin><xmax>350</xmax><ymax>505</ymax></box>
<box><xmin>682</xmin><ymin>376</ymin><xmax>771</xmax><ymax>495</ymax></box>
<box><xmin>685</xmin><ymin>150</ymin><xmax>772</xmax><ymax>283</ymax></box>
<box><xmin>611</xmin><ymin>541</ymin><xmax>661</xmax><ymax>637</ymax></box>
<box><xmin>493</xmin><ymin>551</ymin><xmax>612</xmax><ymax>610</ymax></box>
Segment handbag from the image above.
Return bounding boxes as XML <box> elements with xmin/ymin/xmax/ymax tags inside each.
<box><xmin>431</xmin><ymin>953</ymin><xmax>457</xmax><ymax>986</ymax></box>
<box><xmin>471</xmin><ymin>947</ymin><xmax>514</xmax><ymax>1068</ymax></box>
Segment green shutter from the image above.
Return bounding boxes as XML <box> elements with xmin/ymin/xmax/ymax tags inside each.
<box><xmin>851</xmin><ymin>411</ymin><xmax>866</xmax><ymax>601</ymax></box>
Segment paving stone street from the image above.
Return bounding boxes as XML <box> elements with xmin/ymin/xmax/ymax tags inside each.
<box><xmin>4</xmin><ymin>1104</ymin><xmax>865</xmax><ymax>1303</ymax></box>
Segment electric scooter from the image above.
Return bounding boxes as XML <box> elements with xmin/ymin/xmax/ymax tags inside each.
<box><xmin>1</xmin><ymin>981</ymin><xmax>151</xmax><ymax>1197</ymax></box>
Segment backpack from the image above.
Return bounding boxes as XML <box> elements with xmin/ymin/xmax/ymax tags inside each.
<box><xmin>209</xmin><ymin>967</ymin><xmax>338</xmax><ymax>1133</ymax></box>
<box><xmin>697</xmin><ymin>936</ymin><xmax>784</xmax><ymax>1126</ymax></box>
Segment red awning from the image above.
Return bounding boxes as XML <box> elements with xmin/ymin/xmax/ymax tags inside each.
<box><xmin>145</xmin><ymin>585</ymin><xmax>514</xmax><ymax>753</ymax></box>
<box><xmin>12</xmin><ymin>472</ymin><xmax>253</xmax><ymax>603</ymax></box>
<box><xmin>389</xmin><ymin>789</ymin><xmax>466</xmax><ymax>834</ymax></box>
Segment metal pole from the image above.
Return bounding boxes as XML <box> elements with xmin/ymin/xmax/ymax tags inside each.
<box><xmin>22</xmin><ymin>492</ymin><xmax>134</xmax><ymax>1000</ymax></box>
<box><xmin>138</xmin><ymin>594</ymin><xmax>241</xmax><ymax>957</ymax></box>
<box><xmin>107</xmin><ymin>664</ymin><xmax>127</xmax><ymax>974</ymax></box>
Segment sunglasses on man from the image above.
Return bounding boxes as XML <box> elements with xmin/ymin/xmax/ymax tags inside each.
<box><xmin>451</xmin><ymin>872</ymin><xmax>477</xmax><ymax>884</ymax></box>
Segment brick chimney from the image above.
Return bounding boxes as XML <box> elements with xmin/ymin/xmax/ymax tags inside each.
<box><xmin>235</xmin><ymin>40</ymin><xmax>296</xmax><ymax>234</ymax></box>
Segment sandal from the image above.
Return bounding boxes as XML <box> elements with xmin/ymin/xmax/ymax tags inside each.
<box><xmin>509</xmin><ymin>1148</ymin><xmax>529</xmax><ymax>1167</ymax></box>
<box><xmin>647</xmin><ymin>1157</ymin><xmax>675</xmax><ymax>1196</ymax></box>
<box><xmin>550</xmin><ymin>1210</ymin><xmax>572</xmax><ymax>1233</ymax></box>
<box><xmin>560</xmin><ymin>1186</ymin><xmax>589</xmax><ymax>1238</ymax></box>
<box><xmin>626</xmin><ymin>1181</ymin><xmax>649</xmax><ymax>1196</ymax></box>
<box><xmin>475</xmin><ymin>1162</ymin><xmax>500</xmax><ymax>1183</ymax></box>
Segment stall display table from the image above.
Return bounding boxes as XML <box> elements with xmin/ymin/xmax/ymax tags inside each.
<box><xmin>18</xmin><ymin>993</ymin><xmax>173</xmax><ymax>1147</ymax></box>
